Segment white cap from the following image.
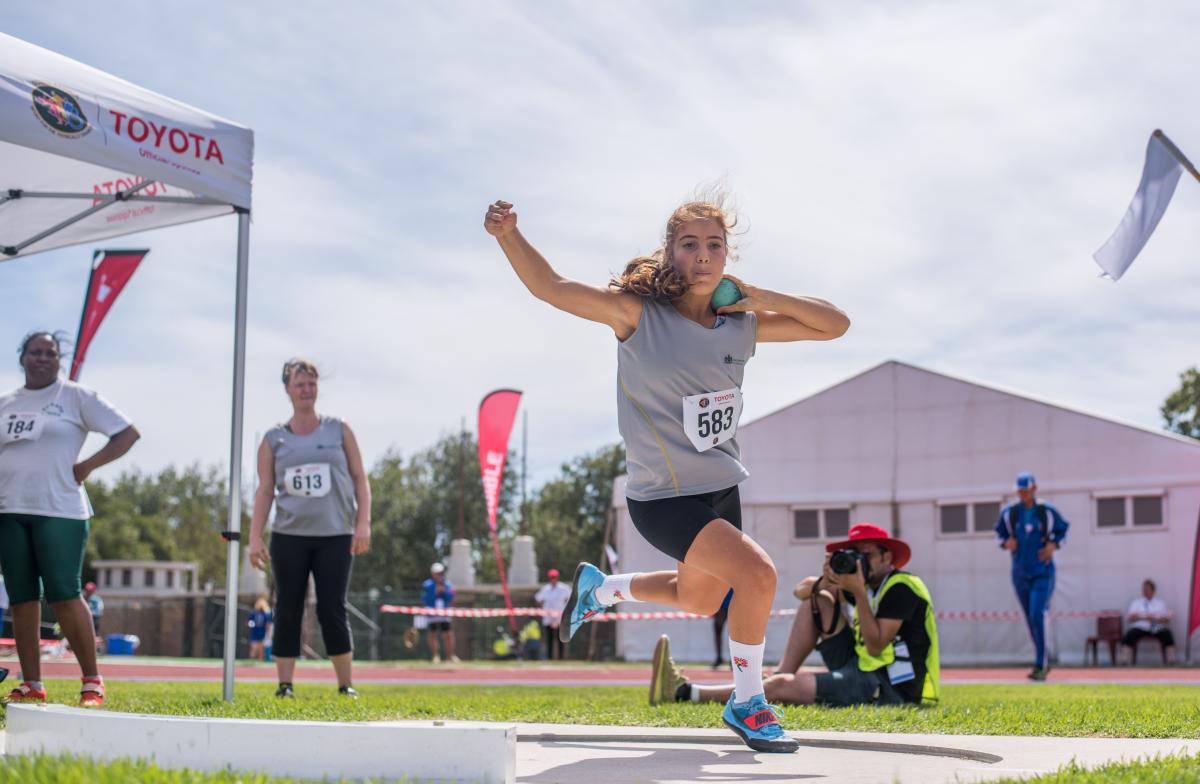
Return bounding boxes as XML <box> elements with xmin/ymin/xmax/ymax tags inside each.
<box><xmin>430</xmin><ymin>562</ymin><xmax>445</xmax><ymax>574</ymax></box>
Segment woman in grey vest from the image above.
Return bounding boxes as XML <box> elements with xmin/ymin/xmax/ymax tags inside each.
<box><xmin>485</xmin><ymin>193</ymin><xmax>848</xmax><ymax>753</ymax></box>
<box><xmin>247</xmin><ymin>359</ymin><xmax>372</xmax><ymax>698</ymax></box>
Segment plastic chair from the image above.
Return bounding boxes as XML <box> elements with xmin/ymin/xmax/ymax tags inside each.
<box><xmin>1084</xmin><ymin>613</ymin><xmax>1122</xmax><ymax>665</ymax></box>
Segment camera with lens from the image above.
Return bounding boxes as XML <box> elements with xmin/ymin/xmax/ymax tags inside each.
<box><xmin>829</xmin><ymin>548</ymin><xmax>870</xmax><ymax>578</ymax></box>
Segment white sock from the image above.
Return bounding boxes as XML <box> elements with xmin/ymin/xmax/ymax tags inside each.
<box><xmin>595</xmin><ymin>573</ymin><xmax>639</xmax><ymax>606</ymax></box>
<box><xmin>689</xmin><ymin>684</ymin><xmax>702</xmax><ymax>703</ymax></box>
<box><xmin>728</xmin><ymin>638</ymin><xmax>766</xmax><ymax>703</ymax></box>
<box><xmin>27</xmin><ymin>680</ymin><xmax>44</xmax><ymax>691</ymax></box>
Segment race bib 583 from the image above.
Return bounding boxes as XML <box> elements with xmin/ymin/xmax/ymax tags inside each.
<box><xmin>681</xmin><ymin>387</ymin><xmax>743</xmax><ymax>452</ymax></box>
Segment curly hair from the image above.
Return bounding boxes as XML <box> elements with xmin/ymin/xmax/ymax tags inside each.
<box><xmin>281</xmin><ymin>358</ymin><xmax>319</xmax><ymax>386</ymax></box>
<box><xmin>17</xmin><ymin>330</ymin><xmax>70</xmax><ymax>366</ymax></box>
<box><xmin>610</xmin><ymin>190</ymin><xmax>739</xmax><ymax>301</ymax></box>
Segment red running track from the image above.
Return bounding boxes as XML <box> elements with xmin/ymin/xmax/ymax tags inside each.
<box><xmin>27</xmin><ymin>659</ymin><xmax>1200</xmax><ymax>686</ymax></box>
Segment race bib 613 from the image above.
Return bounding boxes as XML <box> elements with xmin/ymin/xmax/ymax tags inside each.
<box><xmin>283</xmin><ymin>463</ymin><xmax>332</xmax><ymax>498</ymax></box>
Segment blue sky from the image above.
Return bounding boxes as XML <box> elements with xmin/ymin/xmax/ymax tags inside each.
<box><xmin>2</xmin><ymin>3</ymin><xmax>1199</xmax><ymax>488</ymax></box>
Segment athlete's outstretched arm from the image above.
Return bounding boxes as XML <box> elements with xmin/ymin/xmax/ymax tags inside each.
<box><xmin>485</xmin><ymin>200</ymin><xmax>641</xmax><ymax>339</ymax></box>
<box><xmin>716</xmin><ymin>273</ymin><xmax>850</xmax><ymax>343</ymax></box>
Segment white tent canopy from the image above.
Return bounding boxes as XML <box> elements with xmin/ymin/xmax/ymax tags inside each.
<box><xmin>0</xmin><ymin>32</ymin><xmax>252</xmax><ymax>699</ymax></box>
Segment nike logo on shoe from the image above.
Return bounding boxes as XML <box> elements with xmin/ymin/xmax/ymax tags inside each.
<box><xmin>746</xmin><ymin>710</ymin><xmax>779</xmax><ymax>730</ymax></box>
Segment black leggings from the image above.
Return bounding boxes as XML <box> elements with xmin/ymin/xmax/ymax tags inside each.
<box><xmin>544</xmin><ymin>624</ymin><xmax>565</xmax><ymax>660</ymax></box>
<box><xmin>269</xmin><ymin>533</ymin><xmax>354</xmax><ymax>658</ymax></box>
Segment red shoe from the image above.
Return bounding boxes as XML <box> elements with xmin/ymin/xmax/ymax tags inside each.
<box><xmin>6</xmin><ymin>682</ymin><xmax>47</xmax><ymax>704</ymax></box>
<box><xmin>80</xmin><ymin>676</ymin><xmax>105</xmax><ymax>707</ymax></box>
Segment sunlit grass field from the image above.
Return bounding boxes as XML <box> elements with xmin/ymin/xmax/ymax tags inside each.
<box><xmin>2</xmin><ymin>680</ymin><xmax>1198</xmax><ymax>782</ymax></box>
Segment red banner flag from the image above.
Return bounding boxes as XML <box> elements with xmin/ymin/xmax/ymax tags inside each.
<box><xmin>478</xmin><ymin>388</ymin><xmax>522</xmax><ymax>633</ymax></box>
<box><xmin>70</xmin><ymin>249</ymin><xmax>148</xmax><ymax>381</ymax></box>
<box><xmin>1188</xmin><ymin>506</ymin><xmax>1200</xmax><ymax>659</ymax></box>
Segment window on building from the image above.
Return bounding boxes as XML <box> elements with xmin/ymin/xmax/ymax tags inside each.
<box><xmin>122</xmin><ymin>569</ymin><xmax>132</xmax><ymax>587</ymax></box>
<box><xmin>793</xmin><ymin>509</ymin><xmax>820</xmax><ymax>539</ymax></box>
<box><xmin>144</xmin><ymin>570</ymin><xmax>155</xmax><ymax>588</ymax></box>
<box><xmin>1133</xmin><ymin>496</ymin><xmax>1163</xmax><ymax>527</ymax></box>
<box><xmin>1096</xmin><ymin>494</ymin><xmax>1165</xmax><ymax>530</ymax></box>
<box><xmin>1097</xmin><ymin>497</ymin><xmax>1126</xmax><ymax>527</ymax></box>
<box><xmin>166</xmin><ymin>571</ymin><xmax>175</xmax><ymax>589</ymax></box>
<box><xmin>792</xmin><ymin>508</ymin><xmax>853</xmax><ymax>540</ymax></box>
<box><xmin>103</xmin><ymin>569</ymin><xmax>112</xmax><ymax>588</ymax></box>
<box><xmin>825</xmin><ymin>508</ymin><xmax>850</xmax><ymax>538</ymax></box>
<box><xmin>939</xmin><ymin>504</ymin><xmax>968</xmax><ymax>534</ymax></box>
<box><xmin>973</xmin><ymin>502</ymin><xmax>1000</xmax><ymax>532</ymax></box>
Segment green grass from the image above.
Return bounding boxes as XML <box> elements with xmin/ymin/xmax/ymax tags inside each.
<box><xmin>0</xmin><ymin>753</ymin><xmax>375</xmax><ymax>783</ymax></box>
<box><xmin>995</xmin><ymin>754</ymin><xmax>1200</xmax><ymax>783</ymax></box>
<box><xmin>8</xmin><ymin>680</ymin><xmax>1200</xmax><ymax>738</ymax></box>
<box><xmin>4</xmin><ymin>751</ymin><xmax>1199</xmax><ymax>784</ymax></box>
<box><xmin>4</xmin><ymin>682</ymin><xmax>1200</xmax><ymax>783</ymax></box>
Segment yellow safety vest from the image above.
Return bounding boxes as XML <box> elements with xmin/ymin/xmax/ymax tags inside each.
<box><xmin>852</xmin><ymin>571</ymin><xmax>940</xmax><ymax>703</ymax></box>
<box><xmin>519</xmin><ymin>620</ymin><xmax>542</xmax><ymax>643</ymax></box>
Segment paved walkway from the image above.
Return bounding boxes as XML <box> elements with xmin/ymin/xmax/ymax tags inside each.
<box><xmin>30</xmin><ymin>657</ymin><xmax>1200</xmax><ymax>686</ymax></box>
<box><xmin>514</xmin><ymin>724</ymin><xmax>1197</xmax><ymax>783</ymax></box>
<box><xmin>1</xmin><ymin>722</ymin><xmax>1194</xmax><ymax>783</ymax></box>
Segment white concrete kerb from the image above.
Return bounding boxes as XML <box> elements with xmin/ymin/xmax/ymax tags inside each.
<box><xmin>6</xmin><ymin>704</ymin><xmax>516</xmax><ymax>784</ymax></box>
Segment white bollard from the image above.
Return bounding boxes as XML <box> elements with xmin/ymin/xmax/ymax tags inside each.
<box><xmin>448</xmin><ymin>538</ymin><xmax>476</xmax><ymax>589</ymax></box>
<box><xmin>508</xmin><ymin>535</ymin><xmax>538</xmax><ymax>588</ymax></box>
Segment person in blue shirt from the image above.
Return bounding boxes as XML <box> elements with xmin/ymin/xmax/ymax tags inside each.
<box><xmin>247</xmin><ymin>596</ymin><xmax>273</xmax><ymax>661</ymax></box>
<box><xmin>994</xmin><ymin>472</ymin><xmax>1069</xmax><ymax>681</ymax></box>
<box><xmin>421</xmin><ymin>563</ymin><xmax>459</xmax><ymax>664</ymax></box>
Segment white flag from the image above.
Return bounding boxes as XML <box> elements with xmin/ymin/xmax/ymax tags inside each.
<box><xmin>1093</xmin><ymin>130</ymin><xmax>1196</xmax><ymax>281</ymax></box>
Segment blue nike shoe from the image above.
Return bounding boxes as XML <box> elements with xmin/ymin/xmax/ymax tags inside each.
<box><xmin>722</xmin><ymin>693</ymin><xmax>798</xmax><ymax>753</ymax></box>
<box><xmin>559</xmin><ymin>562</ymin><xmax>607</xmax><ymax>643</ymax></box>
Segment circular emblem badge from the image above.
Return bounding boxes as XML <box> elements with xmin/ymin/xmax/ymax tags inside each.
<box><xmin>699</xmin><ymin>398</ymin><xmax>710</xmax><ymax>409</ymax></box>
<box><xmin>31</xmin><ymin>83</ymin><xmax>90</xmax><ymax>138</ymax></box>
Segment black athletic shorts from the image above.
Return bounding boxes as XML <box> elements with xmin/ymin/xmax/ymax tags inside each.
<box><xmin>1121</xmin><ymin>627</ymin><xmax>1175</xmax><ymax>648</ymax></box>
<box><xmin>627</xmin><ymin>485</ymin><xmax>742</xmax><ymax>563</ymax></box>
<box><xmin>428</xmin><ymin>620</ymin><xmax>451</xmax><ymax>632</ymax></box>
<box><xmin>813</xmin><ymin>626</ymin><xmax>906</xmax><ymax>707</ymax></box>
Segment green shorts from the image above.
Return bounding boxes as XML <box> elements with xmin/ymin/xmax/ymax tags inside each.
<box><xmin>0</xmin><ymin>513</ymin><xmax>90</xmax><ymax>604</ymax></box>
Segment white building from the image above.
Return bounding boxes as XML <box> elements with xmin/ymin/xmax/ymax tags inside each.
<box><xmin>94</xmin><ymin>560</ymin><xmax>200</xmax><ymax>597</ymax></box>
<box><xmin>612</xmin><ymin>360</ymin><xmax>1200</xmax><ymax>665</ymax></box>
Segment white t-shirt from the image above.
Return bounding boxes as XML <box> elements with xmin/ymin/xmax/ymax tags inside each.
<box><xmin>535</xmin><ymin>581</ymin><xmax>572</xmax><ymax>617</ymax></box>
<box><xmin>0</xmin><ymin>380</ymin><xmax>132</xmax><ymax>519</ymax></box>
<box><xmin>1126</xmin><ymin>596</ymin><xmax>1171</xmax><ymax>633</ymax></box>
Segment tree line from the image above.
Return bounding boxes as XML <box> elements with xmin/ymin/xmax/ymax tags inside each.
<box><xmin>84</xmin><ymin>434</ymin><xmax>625</xmax><ymax>596</ymax></box>
<box><xmin>83</xmin><ymin>366</ymin><xmax>1200</xmax><ymax>593</ymax></box>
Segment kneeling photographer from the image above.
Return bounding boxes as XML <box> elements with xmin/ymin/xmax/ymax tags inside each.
<box><xmin>648</xmin><ymin>523</ymin><xmax>939</xmax><ymax>709</ymax></box>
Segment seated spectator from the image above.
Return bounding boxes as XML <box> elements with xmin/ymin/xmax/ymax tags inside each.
<box><xmin>1121</xmin><ymin>579</ymin><xmax>1175</xmax><ymax>665</ymax></box>
<box><xmin>648</xmin><ymin>523</ymin><xmax>939</xmax><ymax>709</ymax></box>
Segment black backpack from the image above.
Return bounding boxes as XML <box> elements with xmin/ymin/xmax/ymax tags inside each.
<box><xmin>1006</xmin><ymin>503</ymin><xmax>1049</xmax><ymax>544</ymax></box>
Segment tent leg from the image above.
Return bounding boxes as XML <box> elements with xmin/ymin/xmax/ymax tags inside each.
<box><xmin>222</xmin><ymin>209</ymin><xmax>251</xmax><ymax>701</ymax></box>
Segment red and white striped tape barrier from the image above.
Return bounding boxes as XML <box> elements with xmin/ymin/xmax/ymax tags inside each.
<box><xmin>379</xmin><ymin>605</ymin><xmax>1118</xmax><ymax>622</ymax></box>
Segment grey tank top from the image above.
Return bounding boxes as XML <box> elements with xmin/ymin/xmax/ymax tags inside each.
<box><xmin>618</xmin><ymin>298</ymin><xmax>757</xmax><ymax>501</ymax></box>
<box><xmin>267</xmin><ymin>416</ymin><xmax>356</xmax><ymax>536</ymax></box>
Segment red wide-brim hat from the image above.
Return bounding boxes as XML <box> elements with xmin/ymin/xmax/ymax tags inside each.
<box><xmin>825</xmin><ymin>522</ymin><xmax>911</xmax><ymax>570</ymax></box>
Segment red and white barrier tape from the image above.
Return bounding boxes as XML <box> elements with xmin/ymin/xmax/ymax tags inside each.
<box><xmin>379</xmin><ymin>605</ymin><xmax>1117</xmax><ymax>622</ymax></box>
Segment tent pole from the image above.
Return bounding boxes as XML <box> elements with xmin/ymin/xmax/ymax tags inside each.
<box><xmin>222</xmin><ymin>208</ymin><xmax>251</xmax><ymax>701</ymax></box>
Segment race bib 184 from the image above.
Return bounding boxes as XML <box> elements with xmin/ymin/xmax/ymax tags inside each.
<box><xmin>0</xmin><ymin>412</ymin><xmax>44</xmax><ymax>444</ymax></box>
<box><xmin>681</xmin><ymin>387</ymin><xmax>743</xmax><ymax>452</ymax></box>
<box><xmin>283</xmin><ymin>462</ymin><xmax>332</xmax><ymax>498</ymax></box>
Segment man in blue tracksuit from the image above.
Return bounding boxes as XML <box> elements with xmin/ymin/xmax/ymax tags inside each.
<box><xmin>995</xmin><ymin>472</ymin><xmax>1069</xmax><ymax>681</ymax></box>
